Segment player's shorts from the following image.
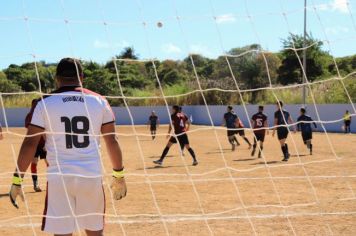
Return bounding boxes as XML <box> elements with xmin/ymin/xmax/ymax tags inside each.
<box><xmin>236</xmin><ymin>129</ymin><xmax>245</xmax><ymax>136</ymax></box>
<box><xmin>169</xmin><ymin>133</ymin><xmax>189</xmax><ymax>145</ymax></box>
<box><xmin>41</xmin><ymin>175</ymin><xmax>105</xmax><ymax>235</ymax></box>
<box><xmin>150</xmin><ymin>124</ymin><xmax>157</xmax><ymax>131</ymax></box>
<box><xmin>35</xmin><ymin>147</ymin><xmax>47</xmax><ymax>159</ymax></box>
<box><xmin>302</xmin><ymin>131</ymin><xmax>312</xmax><ymax>143</ymax></box>
<box><xmin>277</xmin><ymin>127</ymin><xmax>289</xmax><ymax>140</ymax></box>
<box><xmin>345</xmin><ymin>120</ymin><xmax>351</xmax><ymax>127</ymax></box>
<box><xmin>253</xmin><ymin>132</ymin><xmax>265</xmax><ymax>142</ymax></box>
<box><xmin>227</xmin><ymin>129</ymin><xmax>237</xmax><ymax>137</ymax></box>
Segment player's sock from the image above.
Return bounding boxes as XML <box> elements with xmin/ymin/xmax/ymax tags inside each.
<box><xmin>258</xmin><ymin>146</ymin><xmax>263</xmax><ymax>158</ymax></box>
<box><xmin>31</xmin><ymin>162</ymin><xmax>42</xmax><ymax>191</ymax></box>
<box><xmin>285</xmin><ymin>143</ymin><xmax>290</xmax><ymax>157</ymax></box>
<box><xmin>243</xmin><ymin>137</ymin><xmax>251</xmax><ymax>146</ymax></box>
<box><xmin>188</xmin><ymin>148</ymin><xmax>198</xmax><ymax>165</ymax></box>
<box><xmin>281</xmin><ymin>145</ymin><xmax>286</xmax><ymax>155</ymax></box>
<box><xmin>281</xmin><ymin>144</ymin><xmax>289</xmax><ymax>160</ymax></box>
<box><xmin>306</xmin><ymin>140</ymin><xmax>311</xmax><ymax>149</ymax></box>
<box><xmin>229</xmin><ymin>137</ymin><xmax>236</xmax><ymax>151</ymax></box>
<box><xmin>31</xmin><ymin>163</ymin><xmax>38</xmax><ymax>187</ymax></box>
<box><xmin>233</xmin><ymin>137</ymin><xmax>240</xmax><ymax>146</ymax></box>
<box><xmin>251</xmin><ymin>143</ymin><xmax>256</xmax><ymax>156</ymax></box>
<box><xmin>180</xmin><ymin>142</ymin><xmax>185</xmax><ymax>151</ymax></box>
<box><xmin>159</xmin><ymin>147</ymin><xmax>170</xmax><ymax>162</ymax></box>
<box><xmin>32</xmin><ymin>175</ymin><xmax>38</xmax><ymax>188</ymax></box>
<box><xmin>187</xmin><ymin>148</ymin><xmax>197</xmax><ymax>160</ymax></box>
<box><xmin>228</xmin><ymin>137</ymin><xmax>234</xmax><ymax>145</ymax></box>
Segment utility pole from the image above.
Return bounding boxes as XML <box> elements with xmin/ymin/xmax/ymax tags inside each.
<box><xmin>303</xmin><ymin>0</ymin><xmax>307</xmax><ymax>106</ymax></box>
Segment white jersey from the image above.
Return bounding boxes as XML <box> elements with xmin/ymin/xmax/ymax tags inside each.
<box><xmin>30</xmin><ymin>86</ymin><xmax>115</xmax><ymax>177</ymax></box>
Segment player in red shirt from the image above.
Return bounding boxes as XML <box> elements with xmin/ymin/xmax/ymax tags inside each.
<box><xmin>25</xmin><ymin>99</ymin><xmax>49</xmax><ymax>192</ymax></box>
<box><xmin>235</xmin><ymin>116</ymin><xmax>252</xmax><ymax>149</ymax></box>
<box><xmin>251</xmin><ymin>106</ymin><xmax>268</xmax><ymax>158</ymax></box>
<box><xmin>153</xmin><ymin>105</ymin><xmax>198</xmax><ymax>166</ymax></box>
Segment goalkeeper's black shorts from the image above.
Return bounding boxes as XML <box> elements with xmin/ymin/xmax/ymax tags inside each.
<box><xmin>35</xmin><ymin>147</ymin><xmax>47</xmax><ymax>159</ymax></box>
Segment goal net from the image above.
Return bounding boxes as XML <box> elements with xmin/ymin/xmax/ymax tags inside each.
<box><xmin>0</xmin><ymin>0</ymin><xmax>355</xmax><ymax>235</ymax></box>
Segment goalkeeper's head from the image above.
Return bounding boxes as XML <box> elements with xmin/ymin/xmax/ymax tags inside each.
<box><xmin>55</xmin><ymin>57</ymin><xmax>84</xmax><ymax>86</ymax></box>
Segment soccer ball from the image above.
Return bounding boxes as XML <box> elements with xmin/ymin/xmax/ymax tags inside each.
<box><xmin>157</xmin><ymin>22</ymin><xmax>163</xmax><ymax>28</ymax></box>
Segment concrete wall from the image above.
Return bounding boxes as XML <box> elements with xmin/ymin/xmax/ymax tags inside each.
<box><xmin>1</xmin><ymin>104</ymin><xmax>355</xmax><ymax>133</ymax></box>
<box><xmin>189</xmin><ymin>104</ymin><xmax>356</xmax><ymax>133</ymax></box>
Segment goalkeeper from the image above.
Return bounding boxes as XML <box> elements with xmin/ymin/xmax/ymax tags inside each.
<box><xmin>9</xmin><ymin>58</ymin><xmax>127</xmax><ymax>236</ymax></box>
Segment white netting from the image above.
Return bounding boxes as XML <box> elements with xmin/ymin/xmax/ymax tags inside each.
<box><xmin>0</xmin><ymin>0</ymin><xmax>355</xmax><ymax>235</ymax></box>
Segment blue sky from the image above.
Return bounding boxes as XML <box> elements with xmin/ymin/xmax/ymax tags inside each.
<box><xmin>0</xmin><ymin>0</ymin><xmax>355</xmax><ymax>69</ymax></box>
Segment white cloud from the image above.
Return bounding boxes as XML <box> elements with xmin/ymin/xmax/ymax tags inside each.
<box><xmin>331</xmin><ymin>0</ymin><xmax>349</xmax><ymax>13</ymax></box>
<box><xmin>161</xmin><ymin>43</ymin><xmax>182</xmax><ymax>54</ymax></box>
<box><xmin>215</xmin><ymin>14</ymin><xmax>236</xmax><ymax>24</ymax></box>
<box><xmin>316</xmin><ymin>0</ymin><xmax>349</xmax><ymax>13</ymax></box>
<box><xmin>325</xmin><ymin>26</ymin><xmax>349</xmax><ymax>34</ymax></box>
<box><xmin>93</xmin><ymin>40</ymin><xmax>129</xmax><ymax>49</ymax></box>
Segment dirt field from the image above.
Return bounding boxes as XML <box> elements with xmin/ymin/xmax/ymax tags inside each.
<box><xmin>0</xmin><ymin>125</ymin><xmax>355</xmax><ymax>236</ymax></box>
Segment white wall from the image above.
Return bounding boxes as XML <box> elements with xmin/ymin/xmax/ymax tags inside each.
<box><xmin>1</xmin><ymin>104</ymin><xmax>355</xmax><ymax>133</ymax></box>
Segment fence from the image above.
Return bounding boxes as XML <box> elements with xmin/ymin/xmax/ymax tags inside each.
<box><xmin>1</xmin><ymin>104</ymin><xmax>355</xmax><ymax>133</ymax></box>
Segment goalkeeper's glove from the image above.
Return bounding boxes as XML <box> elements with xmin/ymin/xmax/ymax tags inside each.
<box><xmin>110</xmin><ymin>168</ymin><xmax>127</xmax><ymax>200</ymax></box>
<box><xmin>9</xmin><ymin>174</ymin><xmax>24</xmax><ymax>209</ymax></box>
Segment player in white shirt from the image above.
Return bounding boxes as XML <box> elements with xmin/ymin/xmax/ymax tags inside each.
<box><xmin>9</xmin><ymin>58</ymin><xmax>127</xmax><ymax>236</ymax></box>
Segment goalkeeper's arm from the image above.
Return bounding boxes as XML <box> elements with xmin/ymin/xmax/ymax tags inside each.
<box><xmin>10</xmin><ymin>125</ymin><xmax>43</xmax><ymax>208</ymax></box>
<box><xmin>101</xmin><ymin>122</ymin><xmax>127</xmax><ymax>200</ymax></box>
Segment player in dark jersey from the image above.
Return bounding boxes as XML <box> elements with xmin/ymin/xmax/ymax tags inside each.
<box><xmin>272</xmin><ymin>101</ymin><xmax>296</xmax><ymax>161</ymax></box>
<box><xmin>178</xmin><ymin>106</ymin><xmax>186</xmax><ymax>156</ymax></box>
<box><xmin>153</xmin><ymin>105</ymin><xmax>198</xmax><ymax>166</ymax></box>
<box><xmin>251</xmin><ymin>106</ymin><xmax>268</xmax><ymax>158</ymax></box>
<box><xmin>148</xmin><ymin>111</ymin><xmax>159</xmax><ymax>140</ymax></box>
<box><xmin>222</xmin><ymin>106</ymin><xmax>240</xmax><ymax>151</ymax></box>
<box><xmin>297</xmin><ymin>108</ymin><xmax>317</xmax><ymax>155</ymax></box>
<box><xmin>25</xmin><ymin>99</ymin><xmax>49</xmax><ymax>192</ymax></box>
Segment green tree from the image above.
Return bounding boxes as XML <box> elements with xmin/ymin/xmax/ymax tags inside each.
<box><xmin>278</xmin><ymin>33</ymin><xmax>333</xmax><ymax>85</ymax></box>
<box><xmin>330</xmin><ymin>55</ymin><xmax>356</xmax><ymax>76</ymax></box>
<box><xmin>158</xmin><ymin>60</ymin><xmax>187</xmax><ymax>86</ymax></box>
<box><xmin>212</xmin><ymin>45</ymin><xmax>281</xmax><ymax>102</ymax></box>
<box><xmin>4</xmin><ymin>64</ymin><xmax>37</xmax><ymax>91</ymax></box>
<box><xmin>183</xmin><ymin>54</ymin><xmax>214</xmax><ymax>79</ymax></box>
<box><xmin>105</xmin><ymin>47</ymin><xmax>139</xmax><ymax>72</ymax></box>
<box><xmin>118</xmin><ymin>47</ymin><xmax>139</xmax><ymax>60</ymax></box>
<box><xmin>0</xmin><ymin>71</ymin><xmax>21</xmax><ymax>92</ymax></box>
